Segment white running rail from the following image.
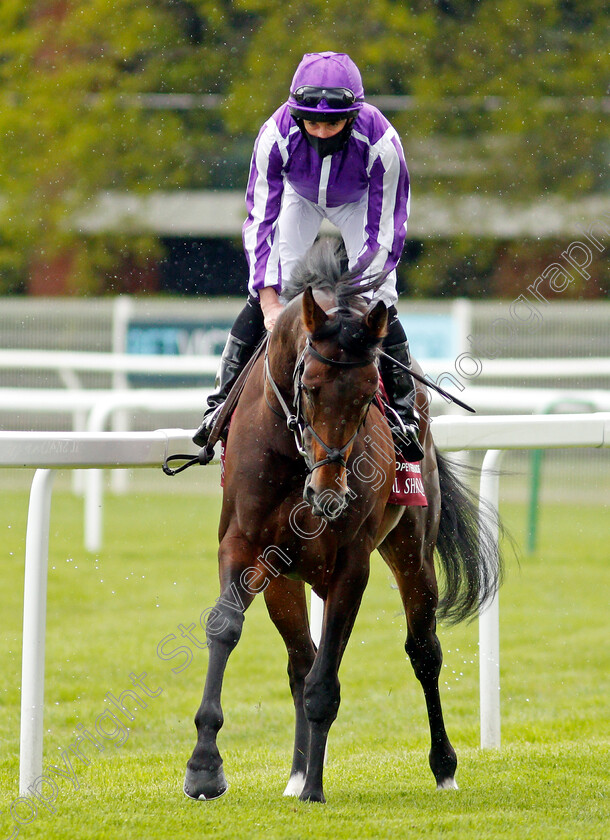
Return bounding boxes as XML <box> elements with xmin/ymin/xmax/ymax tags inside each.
<box><xmin>1</xmin><ymin>348</ymin><xmax>609</xmax><ymax>383</ymax></box>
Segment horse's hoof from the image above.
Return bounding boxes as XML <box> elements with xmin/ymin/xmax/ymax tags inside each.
<box><xmin>283</xmin><ymin>772</ymin><xmax>306</xmax><ymax>797</ymax></box>
<box><xmin>299</xmin><ymin>788</ymin><xmax>326</xmax><ymax>803</ymax></box>
<box><xmin>436</xmin><ymin>777</ymin><xmax>459</xmax><ymax>791</ymax></box>
<box><xmin>183</xmin><ymin>764</ymin><xmax>228</xmax><ymax>801</ymax></box>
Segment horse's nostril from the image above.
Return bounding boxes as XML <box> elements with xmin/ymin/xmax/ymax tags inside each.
<box><xmin>303</xmin><ymin>484</ymin><xmax>348</xmax><ymax>521</ymax></box>
<box><xmin>303</xmin><ymin>480</ymin><xmax>315</xmax><ymax>506</ymax></box>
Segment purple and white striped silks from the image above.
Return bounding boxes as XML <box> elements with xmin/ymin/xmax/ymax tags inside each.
<box><xmin>242</xmin><ymin>102</ymin><xmax>410</xmax><ymax>297</ymax></box>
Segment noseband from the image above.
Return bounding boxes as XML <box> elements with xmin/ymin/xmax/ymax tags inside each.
<box><xmin>264</xmin><ymin>338</ymin><xmax>376</xmax><ymax>475</ymax></box>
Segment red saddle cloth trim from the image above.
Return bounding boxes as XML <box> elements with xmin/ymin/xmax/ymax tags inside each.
<box><xmin>220</xmin><ymin>439</ymin><xmax>227</xmax><ymax>487</ymax></box>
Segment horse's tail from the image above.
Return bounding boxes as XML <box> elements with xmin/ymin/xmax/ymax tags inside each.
<box><xmin>434</xmin><ymin>449</ymin><xmax>504</xmax><ymax>625</ymax></box>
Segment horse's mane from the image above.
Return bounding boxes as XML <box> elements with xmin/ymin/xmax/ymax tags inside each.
<box><xmin>281</xmin><ymin>238</ymin><xmax>389</xmax><ymax>354</ymax></box>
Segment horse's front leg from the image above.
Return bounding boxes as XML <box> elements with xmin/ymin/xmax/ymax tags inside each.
<box><xmin>184</xmin><ymin>535</ymin><xmax>259</xmax><ymax>800</ymax></box>
<box><xmin>299</xmin><ymin>555</ymin><xmax>370</xmax><ymax>803</ymax></box>
<box><xmin>263</xmin><ymin>576</ymin><xmax>316</xmax><ymax>797</ymax></box>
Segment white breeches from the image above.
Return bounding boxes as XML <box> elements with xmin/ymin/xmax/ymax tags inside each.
<box><xmin>267</xmin><ymin>183</ymin><xmax>399</xmax><ymax>306</ymax></box>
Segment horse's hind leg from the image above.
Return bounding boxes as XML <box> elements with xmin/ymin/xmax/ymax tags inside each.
<box><xmin>184</xmin><ymin>537</ymin><xmax>258</xmax><ymax>801</ymax></box>
<box><xmin>263</xmin><ymin>576</ymin><xmax>316</xmax><ymax>797</ymax></box>
<box><xmin>380</xmin><ymin>511</ymin><xmax>458</xmax><ymax>790</ymax></box>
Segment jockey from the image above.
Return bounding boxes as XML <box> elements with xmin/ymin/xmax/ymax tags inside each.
<box><xmin>193</xmin><ymin>51</ymin><xmax>424</xmax><ymax>462</ymax></box>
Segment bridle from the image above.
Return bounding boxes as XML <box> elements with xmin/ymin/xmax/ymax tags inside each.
<box><xmin>264</xmin><ymin>337</ymin><xmax>376</xmax><ymax>475</ymax></box>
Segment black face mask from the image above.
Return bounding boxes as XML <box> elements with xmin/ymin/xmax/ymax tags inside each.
<box><xmin>297</xmin><ymin>118</ymin><xmax>355</xmax><ymax>158</ymax></box>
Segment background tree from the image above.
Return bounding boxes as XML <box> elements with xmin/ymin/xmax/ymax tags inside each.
<box><xmin>227</xmin><ymin>0</ymin><xmax>608</xmax><ymax>297</ymax></box>
<box><xmin>0</xmin><ymin>0</ymin><xmax>607</xmax><ymax>296</ymax></box>
<box><xmin>0</xmin><ymin>0</ymin><xmax>259</xmax><ymax>292</ymax></box>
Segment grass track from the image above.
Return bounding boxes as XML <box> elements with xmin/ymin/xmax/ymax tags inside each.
<box><xmin>0</xmin><ymin>484</ymin><xmax>608</xmax><ymax>839</ymax></box>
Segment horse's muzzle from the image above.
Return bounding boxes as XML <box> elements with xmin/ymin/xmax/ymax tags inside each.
<box><xmin>303</xmin><ymin>477</ymin><xmax>349</xmax><ymax>521</ymax></box>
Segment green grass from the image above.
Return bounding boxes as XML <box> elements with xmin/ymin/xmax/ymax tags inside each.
<box><xmin>0</xmin><ymin>483</ymin><xmax>608</xmax><ymax>839</ymax></box>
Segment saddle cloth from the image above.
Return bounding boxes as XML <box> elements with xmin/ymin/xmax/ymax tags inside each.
<box><xmin>388</xmin><ymin>456</ymin><xmax>427</xmax><ymax>507</ymax></box>
<box><xmin>373</xmin><ymin>389</ymin><xmax>427</xmax><ymax>507</ymax></box>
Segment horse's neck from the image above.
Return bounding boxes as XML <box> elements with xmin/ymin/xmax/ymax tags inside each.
<box><xmin>268</xmin><ymin>310</ymin><xmax>303</xmax><ymax>389</ymax></box>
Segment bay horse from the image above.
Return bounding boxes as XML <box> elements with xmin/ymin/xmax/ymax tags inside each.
<box><xmin>184</xmin><ymin>239</ymin><xmax>502</xmax><ymax>803</ymax></box>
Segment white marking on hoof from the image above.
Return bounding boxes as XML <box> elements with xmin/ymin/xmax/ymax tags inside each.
<box><xmin>436</xmin><ymin>777</ymin><xmax>458</xmax><ymax>791</ymax></box>
<box><xmin>283</xmin><ymin>773</ymin><xmax>306</xmax><ymax>797</ymax></box>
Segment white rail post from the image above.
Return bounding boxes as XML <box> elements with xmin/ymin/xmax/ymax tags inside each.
<box><xmin>85</xmin><ymin>468</ymin><xmax>104</xmax><ymax>553</ymax></box>
<box><xmin>20</xmin><ymin>468</ymin><xmax>56</xmax><ymax>795</ymax></box>
<box><xmin>478</xmin><ymin>449</ymin><xmax>505</xmax><ymax>749</ymax></box>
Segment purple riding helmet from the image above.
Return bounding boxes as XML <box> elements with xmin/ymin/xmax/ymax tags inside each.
<box><xmin>288</xmin><ymin>51</ymin><xmax>365</xmax><ymax>157</ymax></box>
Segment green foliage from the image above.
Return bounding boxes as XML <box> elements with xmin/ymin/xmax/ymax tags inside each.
<box><xmin>0</xmin><ymin>0</ymin><xmax>259</xmax><ymax>292</ymax></box>
<box><xmin>0</xmin><ymin>1</ymin><xmax>607</xmax><ymax>294</ymax></box>
<box><xmin>401</xmin><ymin>236</ymin><xmax>609</xmax><ymax>299</ymax></box>
<box><xmin>230</xmin><ymin>0</ymin><xmax>607</xmax><ymax>198</ymax></box>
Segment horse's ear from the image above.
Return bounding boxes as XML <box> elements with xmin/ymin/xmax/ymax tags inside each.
<box><xmin>302</xmin><ymin>286</ymin><xmax>328</xmax><ymax>334</ymax></box>
<box><xmin>365</xmin><ymin>300</ymin><xmax>388</xmax><ymax>340</ymax></box>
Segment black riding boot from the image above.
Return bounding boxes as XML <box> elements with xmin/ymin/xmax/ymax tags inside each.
<box><xmin>192</xmin><ymin>334</ymin><xmax>256</xmax><ymax>449</ymax></box>
<box><xmin>380</xmin><ymin>340</ymin><xmax>424</xmax><ymax>462</ymax></box>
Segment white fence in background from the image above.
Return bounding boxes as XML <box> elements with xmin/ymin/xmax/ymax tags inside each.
<box><xmin>2</xmin><ymin>348</ymin><xmax>610</xmax><ymax>385</ymax></box>
<box><xmin>3</xmin><ymin>387</ymin><xmax>610</xmax><ymax>554</ymax></box>
<box><xmin>3</xmin><ymin>348</ymin><xmax>608</xmax><ymax>550</ymax></box>
<box><xmin>1</xmin><ymin>413</ymin><xmax>609</xmax><ymax>796</ymax></box>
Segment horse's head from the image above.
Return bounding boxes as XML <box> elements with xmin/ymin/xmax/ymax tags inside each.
<box><xmin>300</xmin><ymin>285</ymin><xmax>387</xmax><ymax>520</ymax></box>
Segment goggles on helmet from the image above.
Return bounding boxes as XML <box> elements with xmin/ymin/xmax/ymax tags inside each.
<box><xmin>291</xmin><ymin>86</ymin><xmax>360</xmax><ymax>110</ymax></box>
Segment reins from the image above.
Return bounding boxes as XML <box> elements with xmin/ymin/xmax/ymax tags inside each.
<box><xmin>163</xmin><ymin>336</ymin><xmax>268</xmax><ymax>476</ymax></box>
<box><xmin>162</xmin><ymin>449</ymin><xmax>212</xmax><ymax>476</ymax></box>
